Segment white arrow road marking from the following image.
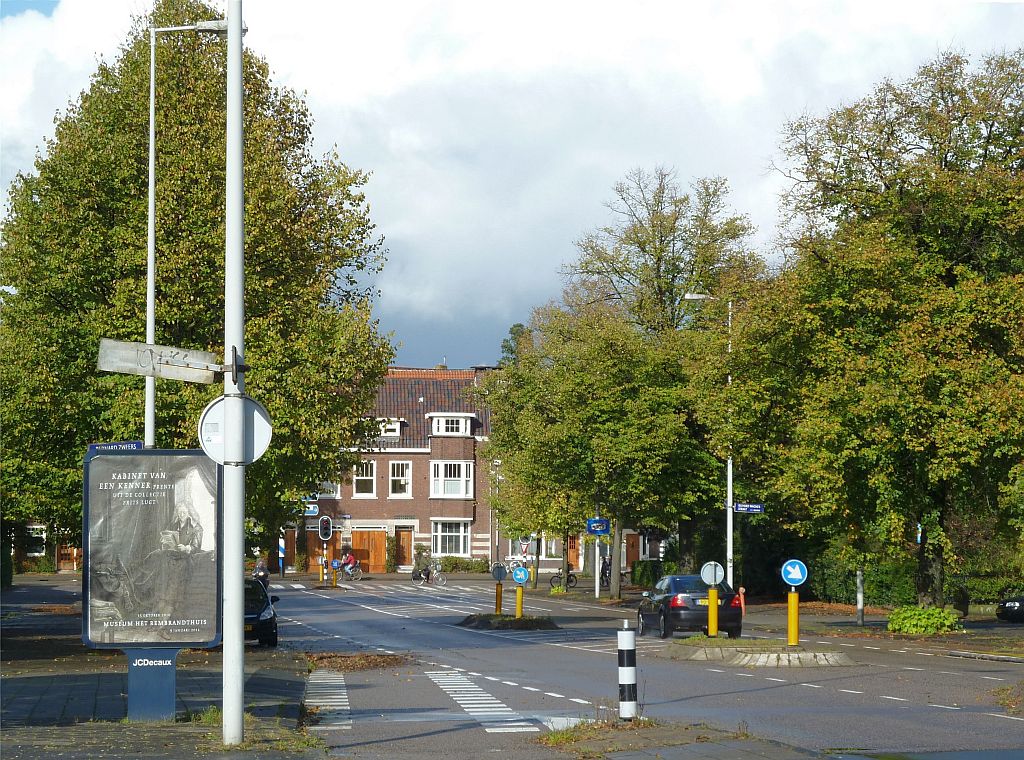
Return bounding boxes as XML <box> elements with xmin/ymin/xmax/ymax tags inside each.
<box><xmin>427</xmin><ymin>671</ymin><xmax>539</xmax><ymax>733</ymax></box>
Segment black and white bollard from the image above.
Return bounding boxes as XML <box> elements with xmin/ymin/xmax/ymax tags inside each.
<box><xmin>617</xmin><ymin>619</ymin><xmax>637</xmax><ymax>720</ymax></box>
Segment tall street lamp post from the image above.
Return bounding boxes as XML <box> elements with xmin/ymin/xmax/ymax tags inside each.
<box><xmin>684</xmin><ymin>293</ymin><xmax>735</xmax><ymax>588</ymax></box>
<box><xmin>146</xmin><ymin>19</ymin><xmax>226</xmax><ymax>447</ymax></box>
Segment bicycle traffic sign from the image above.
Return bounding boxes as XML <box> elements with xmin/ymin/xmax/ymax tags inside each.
<box><xmin>511</xmin><ymin>566</ymin><xmax>530</xmax><ymax>585</ymax></box>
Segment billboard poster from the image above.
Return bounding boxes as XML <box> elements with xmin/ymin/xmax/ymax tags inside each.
<box><xmin>83</xmin><ymin>449</ymin><xmax>221</xmax><ymax>648</ymax></box>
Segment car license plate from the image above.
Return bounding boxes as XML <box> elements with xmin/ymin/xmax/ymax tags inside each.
<box><xmin>697</xmin><ymin>598</ymin><xmax>708</xmax><ymax>606</ymax></box>
<box><xmin>245</xmin><ymin>624</ymin><xmax>253</xmax><ymax>632</ymax></box>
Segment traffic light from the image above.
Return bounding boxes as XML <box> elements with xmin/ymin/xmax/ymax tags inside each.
<box><xmin>318</xmin><ymin>515</ymin><xmax>333</xmax><ymax>542</ymax></box>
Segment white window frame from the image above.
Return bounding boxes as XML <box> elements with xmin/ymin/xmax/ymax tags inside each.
<box><xmin>432</xmin><ymin>519</ymin><xmax>471</xmax><ymax>557</ymax></box>
<box><xmin>426</xmin><ymin>412</ymin><xmax>476</xmax><ymax>437</ymax></box>
<box><xmin>379</xmin><ymin>418</ymin><xmax>402</xmax><ymax>438</ymax></box>
<box><xmin>430</xmin><ymin>460</ymin><xmax>474</xmax><ymax>499</ymax></box>
<box><xmin>316</xmin><ymin>482</ymin><xmax>340</xmax><ymax>499</ymax></box>
<box><xmin>353</xmin><ymin>461</ymin><xmax>376</xmax><ymax>498</ymax></box>
<box><xmin>389</xmin><ymin>460</ymin><xmax>412</xmax><ymax>498</ymax></box>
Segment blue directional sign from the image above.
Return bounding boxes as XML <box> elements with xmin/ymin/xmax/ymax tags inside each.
<box><xmin>781</xmin><ymin>559</ymin><xmax>808</xmax><ymax>587</ymax></box>
<box><xmin>511</xmin><ymin>566</ymin><xmax>530</xmax><ymax>585</ymax></box>
<box><xmin>87</xmin><ymin>440</ymin><xmax>143</xmax><ymax>455</ymax></box>
<box><xmin>586</xmin><ymin>518</ymin><xmax>611</xmax><ymax>535</ymax></box>
<box><xmin>734</xmin><ymin>502</ymin><xmax>764</xmax><ymax>514</ymax></box>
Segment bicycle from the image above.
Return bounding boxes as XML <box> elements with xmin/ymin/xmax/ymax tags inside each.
<box><xmin>549</xmin><ymin>566</ymin><xmax>578</xmax><ymax>589</ymax></box>
<box><xmin>341</xmin><ymin>560</ymin><xmax>363</xmax><ymax>581</ymax></box>
<box><xmin>412</xmin><ymin>560</ymin><xmax>447</xmax><ymax>587</ymax></box>
<box><xmin>599</xmin><ymin>559</ymin><xmax>629</xmax><ymax>588</ymax></box>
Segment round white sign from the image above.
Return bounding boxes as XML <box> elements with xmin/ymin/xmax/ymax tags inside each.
<box><xmin>700</xmin><ymin>561</ymin><xmax>725</xmax><ymax>586</ymax></box>
<box><xmin>198</xmin><ymin>395</ymin><xmax>273</xmax><ymax>465</ymax></box>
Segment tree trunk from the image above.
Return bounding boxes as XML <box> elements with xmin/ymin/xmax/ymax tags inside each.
<box><xmin>916</xmin><ymin>491</ymin><xmax>948</xmax><ymax>607</ymax></box>
<box><xmin>676</xmin><ymin>518</ymin><xmax>694</xmax><ymax>572</ymax></box>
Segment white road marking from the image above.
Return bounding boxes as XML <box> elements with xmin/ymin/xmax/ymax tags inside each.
<box><xmin>427</xmin><ymin>671</ymin><xmax>539</xmax><ymax>733</ymax></box>
<box><xmin>305</xmin><ymin>670</ymin><xmax>352</xmax><ymax>730</ymax></box>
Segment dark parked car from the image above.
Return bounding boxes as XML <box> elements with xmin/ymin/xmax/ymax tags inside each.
<box><xmin>637</xmin><ymin>574</ymin><xmax>742</xmax><ymax>639</ymax></box>
<box><xmin>244</xmin><ymin>577</ymin><xmax>279</xmax><ymax>646</ymax></box>
<box><xmin>995</xmin><ymin>595</ymin><xmax>1024</xmax><ymax>624</ymax></box>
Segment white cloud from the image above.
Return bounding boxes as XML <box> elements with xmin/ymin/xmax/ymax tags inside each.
<box><xmin>2</xmin><ymin>0</ymin><xmax>1021</xmax><ymax>367</ymax></box>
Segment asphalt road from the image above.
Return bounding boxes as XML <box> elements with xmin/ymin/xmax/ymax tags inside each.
<box><xmin>273</xmin><ymin>577</ymin><xmax>1024</xmax><ymax>756</ymax></box>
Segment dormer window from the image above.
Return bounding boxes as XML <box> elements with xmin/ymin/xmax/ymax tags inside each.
<box><xmin>426</xmin><ymin>412</ymin><xmax>476</xmax><ymax>437</ymax></box>
<box><xmin>378</xmin><ymin>418</ymin><xmax>402</xmax><ymax>437</ymax></box>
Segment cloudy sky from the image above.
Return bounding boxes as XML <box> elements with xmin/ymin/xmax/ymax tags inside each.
<box><xmin>2</xmin><ymin>1</ymin><xmax>1022</xmax><ymax>368</ymax></box>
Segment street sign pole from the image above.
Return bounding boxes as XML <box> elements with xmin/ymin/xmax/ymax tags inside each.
<box><xmin>222</xmin><ymin>0</ymin><xmax>245</xmax><ymax>746</ymax></box>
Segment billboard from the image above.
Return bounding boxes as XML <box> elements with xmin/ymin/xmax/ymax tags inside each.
<box><xmin>83</xmin><ymin>449</ymin><xmax>221</xmax><ymax>648</ymax></box>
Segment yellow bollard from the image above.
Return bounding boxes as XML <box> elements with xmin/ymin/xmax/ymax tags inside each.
<box><xmin>528</xmin><ymin>566</ymin><xmax>535</xmax><ymax>583</ymax></box>
<box><xmin>319</xmin><ymin>560</ymin><xmax>325</xmax><ymax>584</ymax></box>
<box><xmin>515</xmin><ymin>585</ymin><xmax>524</xmax><ymax>619</ymax></box>
<box><xmin>333</xmin><ymin>569</ymin><xmax>338</xmax><ymax>587</ymax></box>
<box><xmin>787</xmin><ymin>590</ymin><xmax>800</xmax><ymax>646</ymax></box>
<box><xmin>707</xmin><ymin>587</ymin><xmax>719</xmax><ymax>637</ymax></box>
<box><xmin>495</xmin><ymin>582</ymin><xmax>503</xmax><ymax>615</ymax></box>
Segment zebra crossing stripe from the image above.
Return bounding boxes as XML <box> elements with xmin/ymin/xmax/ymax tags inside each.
<box><xmin>427</xmin><ymin>671</ymin><xmax>539</xmax><ymax>733</ymax></box>
<box><xmin>305</xmin><ymin>669</ymin><xmax>352</xmax><ymax>730</ymax></box>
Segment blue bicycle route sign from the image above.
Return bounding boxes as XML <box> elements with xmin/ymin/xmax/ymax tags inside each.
<box><xmin>511</xmin><ymin>566</ymin><xmax>530</xmax><ymax>584</ymax></box>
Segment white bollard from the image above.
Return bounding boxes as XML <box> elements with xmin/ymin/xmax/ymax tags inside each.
<box><xmin>617</xmin><ymin>619</ymin><xmax>637</xmax><ymax>720</ymax></box>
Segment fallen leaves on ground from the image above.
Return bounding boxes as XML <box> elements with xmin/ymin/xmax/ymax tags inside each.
<box><xmin>306</xmin><ymin>652</ymin><xmax>411</xmax><ymax>671</ymax></box>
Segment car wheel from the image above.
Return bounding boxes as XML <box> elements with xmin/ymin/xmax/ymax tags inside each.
<box><xmin>726</xmin><ymin>627</ymin><xmax>742</xmax><ymax>639</ymax></box>
<box><xmin>259</xmin><ymin>627</ymin><xmax>278</xmax><ymax>647</ymax></box>
<box><xmin>658</xmin><ymin>612</ymin><xmax>671</xmax><ymax>639</ymax></box>
<box><xmin>636</xmin><ymin>612</ymin><xmax>645</xmax><ymax>637</ymax></box>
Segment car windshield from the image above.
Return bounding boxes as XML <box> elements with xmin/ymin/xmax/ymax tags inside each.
<box><xmin>669</xmin><ymin>576</ymin><xmax>732</xmax><ymax>594</ymax></box>
<box><xmin>244</xmin><ymin>581</ymin><xmax>268</xmax><ymax>613</ymax></box>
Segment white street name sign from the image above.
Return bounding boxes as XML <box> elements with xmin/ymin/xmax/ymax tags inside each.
<box><xmin>97</xmin><ymin>339</ymin><xmax>220</xmax><ymax>384</ymax></box>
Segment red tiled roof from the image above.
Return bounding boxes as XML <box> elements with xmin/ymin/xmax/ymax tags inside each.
<box><xmin>369</xmin><ymin>366</ymin><xmax>492</xmax><ymax>447</ymax></box>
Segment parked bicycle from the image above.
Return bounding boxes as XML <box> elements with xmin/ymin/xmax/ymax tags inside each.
<box><xmin>491</xmin><ymin>556</ymin><xmax>528</xmax><ymax>575</ymax></box>
<box><xmin>412</xmin><ymin>559</ymin><xmax>447</xmax><ymax>587</ymax></box>
<box><xmin>549</xmin><ymin>565</ymin><xmax>578</xmax><ymax>589</ymax></box>
<box><xmin>599</xmin><ymin>558</ymin><xmax>629</xmax><ymax>588</ymax></box>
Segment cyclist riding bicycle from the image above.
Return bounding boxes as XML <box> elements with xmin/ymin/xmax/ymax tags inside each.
<box><xmin>340</xmin><ymin>547</ymin><xmax>357</xmax><ymax>578</ymax></box>
<box><xmin>412</xmin><ymin>547</ymin><xmax>432</xmax><ymax>583</ymax></box>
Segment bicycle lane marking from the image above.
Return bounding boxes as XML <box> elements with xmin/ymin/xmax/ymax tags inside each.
<box><xmin>304</xmin><ymin>669</ymin><xmax>352</xmax><ymax>730</ymax></box>
<box><xmin>426</xmin><ymin>670</ymin><xmax>539</xmax><ymax>732</ymax></box>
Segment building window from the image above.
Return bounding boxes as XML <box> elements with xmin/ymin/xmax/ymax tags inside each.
<box><xmin>316</xmin><ymin>482</ymin><xmax>339</xmax><ymax>499</ymax></box>
<box><xmin>379</xmin><ymin>418</ymin><xmax>402</xmax><ymax>437</ymax></box>
<box><xmin>432</xmin><ymin>520</ymin><xmax>470</xmax><ymax>556</ymax></box>
<box><xmin>389</xmin><ymin>461</ymin><xmax>411</xmax><ymax>498</ymax></box>
<box><xmin>430</xmin><ymin>461</ymin><xmax>473</xmax><ymax>498</ymax></box>
<box><xmin>353</xmin><ymin>461</ymin><xmax>375</xmax><ymax>498</ymax></box>
<box><xmin>427</xmin><ymin>413</ymin><xmax>475</xmax><ymax>437</ymax></box>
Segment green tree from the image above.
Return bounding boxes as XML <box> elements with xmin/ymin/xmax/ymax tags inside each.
<box><xmin>0</xmin><ymin>0</ymin><xmax>393</xmax><ymax>560</ymax></box>
<box><xmin>740</xmin><ymin>50</ymin><xmax>1024</xmax><ymax>605</ymax></box>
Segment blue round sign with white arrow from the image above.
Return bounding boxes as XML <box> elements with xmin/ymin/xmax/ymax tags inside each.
<box><xmin>781</xmin><ymin>559</ymin><xmax>808</xmax><ymax>587</ymax></box>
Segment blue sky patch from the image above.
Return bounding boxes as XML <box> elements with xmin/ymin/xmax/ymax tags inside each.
<box><xmin>1</xmin><ymin>0</ymin><xmax>60</xmax><ymax>19</ymax></box>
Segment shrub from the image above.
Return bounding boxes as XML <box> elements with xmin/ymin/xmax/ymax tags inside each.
<box><xmin>17</xmin><ymin>554</ymin><xmax>56</xmax><ymax>574</ymax></box>
<box><xmin>439</xmin><ymin>556</ymin><xmax>489</xmax><ymax>574</ymax></box>
<box><xmin>631</xmin><ymin>560</ymin><xmax>661</xmax><ymax>589</ymax></box>
<box><xmin>887</xmin><ymin>605</ymin><xmax>963</xmax><ymax>635</ymax></box>
<box><xmin>385</xmin><ymin>536</ymin><xmax>398</xmax><ymax>573</ymax></box>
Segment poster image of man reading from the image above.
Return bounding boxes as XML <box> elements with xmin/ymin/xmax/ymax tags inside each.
<box><xmin>85</xmin><ymin>452</ymin><xmax>219</xmax><ymax>647</ymax></box>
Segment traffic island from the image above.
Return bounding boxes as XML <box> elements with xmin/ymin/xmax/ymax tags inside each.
<box><xmin>664</xmin><ymin>636</ymin><xmax>855</xmax><ymax>666</ymax></box>
<box><xmin>458</xmin><ymin>613</ymin><xmax>559</xmax><ymax>630</ymax></box>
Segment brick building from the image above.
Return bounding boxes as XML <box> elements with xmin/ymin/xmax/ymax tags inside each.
<box><xmin>302</xmin><ymin>366</ymin><xmax>501</xmax><ymax>573</ymax></box>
